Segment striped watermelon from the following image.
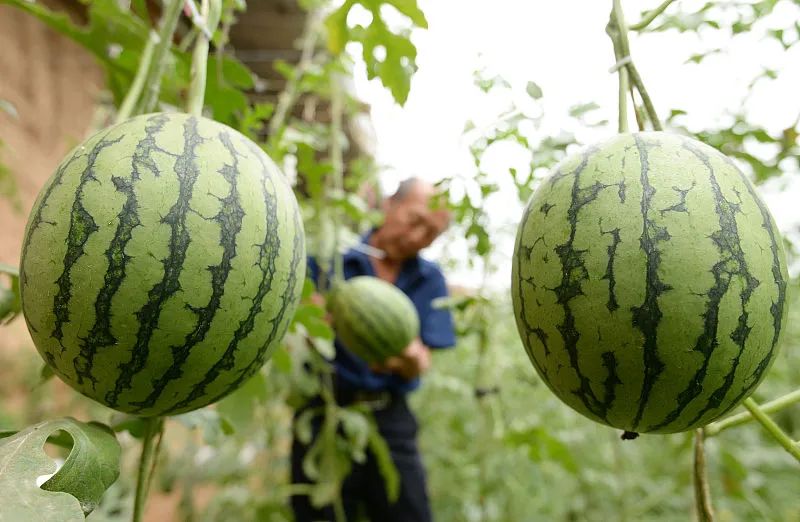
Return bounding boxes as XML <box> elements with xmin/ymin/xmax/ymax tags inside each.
<box><xmin>20</xmin><ymin>112</ymin><xmax>305</xmax><ymax>417</ymax></box>
<box><xmin>327</xmin><ymin>276</ymin><xmax>419</xmax><ymax>363</ymax></box>
<box><xmin>511</xmin><ymin>132</ymin><xmax>788</xmax><ymax>434</ymax></box>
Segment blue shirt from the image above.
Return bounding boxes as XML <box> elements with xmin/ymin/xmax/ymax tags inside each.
<box><xmin>308</xmin><ymin>235</ymin><xmax>456</xmax><ymax>393</ymax></box>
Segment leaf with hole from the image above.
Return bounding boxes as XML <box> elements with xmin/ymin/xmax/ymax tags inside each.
<box><xmin>0</xmin><ymin>418</ymin><xmax>120</xmax><ymax>520</ymax></box>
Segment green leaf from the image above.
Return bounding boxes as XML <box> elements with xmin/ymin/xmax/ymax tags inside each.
<box><xmin>109</xmin><ymin>414</ymin><xmax>148</xmax><ymax>439</ymax></box>
<box><xmin>367</xmin><ymin>421</ymin><xmax>400</xmax><ymax>503</ymax></box>
<box><xmin>324</xmin><ymin>0</ymin><xmax>425</xmax><ymax>105</ymax></box>
<box><xmin>302</xmin><ymin>277</ymin><xmax>317</xmax><ymax>300</ymax></box>
<box><xmin>3</xmin><ymin>0</ymin><xmax>191</xmax><ymax>107</ymax></box>
<box><xmin>271</xmin><ymin>345</ymin><xmax>293</xmax><ymax>374</ymax></box>
<box><xmin>384</xmin><ymin>0</ymin><xmax>428</xmax><ymax>28</ymax></box>
<box><xmin>173</xmin><ymin>409</ymin><xmax>234</xmax><ymax>444</ymax></box>
<box><xmin>505</xmin><ymin>426</ymin><xmax>578</xmax><ymax>474</ymax></box>
<box><xmin>324</xmin><ymin>0</ymin><xmax>354</xmax><ymax>54</ymax></box>
<box><xmin>217</xmin><ymin>371</ymin><xmax>268</xmax><ymax>433</ymax></box>
<box><xmin>205</xmin><ymin>55</ymin><xmax>254</xmax><ymax>125</ymax></box>
<box><xmin>525</xmin><ymin>81</ymin><xmax>543</xmax><ymax>100</ymax></box>
<box><xmin>568</xmin><ymin>101</ymin><xmax>600</xmax><ymax>119</ymax></box>
<box><xmin>36</xmin><ymin>365</ymin><xmax>55</xmax><ymax>388</ymax></box>
<box><xmin>292</xmin><ymin>303</ymin><xmax>334</xmax><ymax>340</ymax></box>
<box><xmin>0</xmin><ymin>418</ymin><xmax>120</xmax><ymax>520</ymax></box>
<box><xmin>0</xmin><ymin>264</ymin><xmax>21</xmax><ymax>324</ymax></box>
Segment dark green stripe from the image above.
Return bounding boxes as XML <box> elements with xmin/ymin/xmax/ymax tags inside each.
<box><xmin>355</xmin><ymin>287</ymin><xmax>416</xmax><ymax>354</ymax></box>
<box><xmin>167</xmin><ymin>138</ymin><xmax>299</xmax><ymax>412</ymax></box>
<box><xmin>601</xmin><ymin>351</ymin><xmax>621</xmax><ymax>411</ymax></box>
<box><xmin>335</xmin><ymin>293</ymin><xmax>394</xmax><ymax>362</ymax></box>
<box><xmin>106</xmin><ymin>116</ymin><xmax>204</xmax><ymax>408</ymax></box>
<box><xmin>20</xmin><ymin>151</ymin><xmax>87</xmax><ymax>329</ymax></box>
<box><xmin>130</xmin><ymin>131</ymin><xmax>246</xmax><ymax>411</ymax></box>
<box><xmin>345</xmin><ymin>293</ymin><xmax>403</xmax><ymax>360</ymax></box>
<box><xmin>716</xmin><ymin>154</ymin><xmax>788</xmax><ymax>411</ymax></box>
<box><xmin>51</xmin><ymin>134</ymin><xmax>124</xmax><ymax>348</ymax></box>
<box><xmin>658</xmin><ymin>183</ymin><xmax>694</xmax><ymax>216</ymax></box>
<box><xmin>600</xmin><ymin>227</ymin><xmax>621</xmax><ymax>312</ymax></box>
<box><xmin>514</xmin><ymin>231</ymin><xmax>550</xmax><ymax>378</ymax></box>
<box><xmin>206</xmin><ymin>193</ymin><xmax>305</xmax><ymax>405</ymax></box>
<box><xmin>550</xmin><ymin>146</ymin><xmax>614</xmax><ymax>422</ymax></box>
<box><xmin>650</xmin><ymin>139</ymin><xmax>758</xmax><ymax>431</ymax></box>
<box><xmin>630</xmin><ymin>135</ymin><xmax>671</xmax><ymax>431</ymax></box>
<box><xmin>74</xmin><ymin>115</ymin><xmax>169</xmax><ymax>387</ymax></box>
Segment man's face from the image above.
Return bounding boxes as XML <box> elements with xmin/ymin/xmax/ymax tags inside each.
<box><xmin>379</xmin><ymin>185</ymin><xmax>450</xmax><ymax>261</ymax></box>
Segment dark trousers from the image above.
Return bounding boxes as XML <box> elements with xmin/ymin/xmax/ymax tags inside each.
<box><xmin>290</xmin><ymin>390</ymin><xmax>432</xmax><ymax>522</ymax></box>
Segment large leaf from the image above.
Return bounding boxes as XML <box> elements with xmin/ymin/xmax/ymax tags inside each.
<box><xmin>2</xmin><ymin>0</ymin><xmax>190</xmax><ymax>107</ymax></box>
<box><xmin>205</xmin><ymin>54</ymin><xmax>255</xmax><ymax>125</ymax></box>
<box><xmin>0</xmin><ymin>418</ymin><xmax>121</xmax><ymax>521</ymax></box>
<box><xmin>324</xmin><ymin>0</ymin><xmax>427</xmax><ymax>105</ymax></box>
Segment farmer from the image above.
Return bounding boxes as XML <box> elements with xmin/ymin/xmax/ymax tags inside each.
<box><xmin>291</xmin><ymin>177</ymin><xmax>456</xmax><ymax>522</ymax></box>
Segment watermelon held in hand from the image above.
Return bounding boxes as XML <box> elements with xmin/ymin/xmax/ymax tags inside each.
<box><xmin>20</xmin><ymin>112</ymin><xmax>306</xmax><ymax>417</ymax></box>
<box><xmin>511</xmin><ymin>132</ymin><xmax>789</xmax><ymax>434</ymax></box>
<box><xmin>326</xmin><ymin>276</ymin><xmax>420</xmax><ymax>364</ymax></box>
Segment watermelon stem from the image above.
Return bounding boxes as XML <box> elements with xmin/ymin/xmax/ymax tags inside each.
<box><xmin>606</xmin><ymin>0</ymin><xmax>664</xmax><ymax>131</ymax></box>
<box><xmin>693</xmin><ymin>429</ymin><xmax>715</xmax><ymax>522</ymax></box>
<box><xmin>135</xmin><ymin>0</ymin><xmax>185</xmax><ymax>115</ymax></box>
<box><xmin>116</xmin><ymin>31</ymin><xmax>157</xmax><ymax>123</ymax></box>
<box><xmin>741</xmin><ymin>398</ymin><xmax>800</xmax><ymax>463</ymax></box>
<box><xmin>132</xmin><ymin>416</ymin><xmax>165</xmax><ymax>522</ymax></box>
<box><xmin>704</xmin><ymin>389</ymin><xmax>800</xmax><ymax>436</ymax></box>
<box><xmin>187</xmin><ymin>0</ymin><xmax>223</xmax><ymax>117</ymax></box>
<box><xmin>608</xmin><ymin>0</ymin><xmax>630</xmax><ymax>133</ymax></box>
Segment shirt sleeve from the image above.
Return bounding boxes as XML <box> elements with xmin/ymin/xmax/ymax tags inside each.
<box><xmin>417</xmin><ymin>269</ymin><xmax>457</xmax><ymax>349</ymax></box>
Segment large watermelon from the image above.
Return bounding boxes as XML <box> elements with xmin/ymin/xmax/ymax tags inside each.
<box><xmin>327</xmin><ymin>276</ymin><xmax>420</xmax><ymax>363</ymax></box>
<box><xmin>20</xmin><ymin>112</ymin><xmax>305</xmax><ymax>417</ymax></box>
<box><xmin>511</xmin><ymin>132</ymin><xmax>788</xmax><ymax>434</ymax></box>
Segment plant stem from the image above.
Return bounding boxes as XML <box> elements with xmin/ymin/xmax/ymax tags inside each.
<box><xmin>627</xmin><ymin>63</ymin><xmax>663</xmax><ymax>130</ymax></box>
<box><xmin>610</xmin><ymin>0</ymin><xmax>630</xmax><ymax>133</ymax></box>
<box><xmin>629</xmin><ymin>85</ymin><xmax>646</xmax><ymax>131</ymax></box>
<box><xmin>186</xmin><ymin>0</ymin><xmax>222</xmax><ymax>117</ymax></box>
<box><xmin>187</xmin><ymin>0</ymin><xmax>211</xmax><ymax>116</ymax></box>
<box><xmin>116</xmin><ymin>31</ymin><xmax>158</xmax><ymax>123</ymax></box>
<box><xmin>617</xmin><ymin>67</ymin><xmax>630</xmax><ymax>133</ymax></box>
<box><xmin>135</xmin><ymin>0</ymin><xmax>184</xmax><ymax>115</ymax></box>
<box><xmin>742</xmin><ymin>397</ymin><xmax>800</xmax><ymax>463</ymax></box>
<box><xmin>330</xmin><ymin>75</ymin><xmax>345</xmax><ymax>284</ymax></box>
<box><xmin>630</xmin><ymin>0</ymin><xmax>678</xmax><ymax>31</ymax></box>
<box><xmin>132</xmin><ymin>416</ymin><xmax>164</xmax><ymax>522</ymax></box>
<box><xmin>705</xmin><ymin>389</ymin><xmax>800</xmax><ymax>436</ymax></box>
<box><xmin>268</xmin><ymin>10</ymin><xmax>322</xmax><ymax>138</ymax></box>
<box><xmin>606</xmin><ymin>0</ymin><xmax>663</xmax><ymax>131</ymax></box>
<box><xmin>693</xmin><ymin>429</ymin><xmax>715</xmax><ymax>522</ymax></box>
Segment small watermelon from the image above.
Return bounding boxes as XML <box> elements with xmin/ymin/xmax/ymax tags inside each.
<box><xmin>511</xmin><ymin>132</ymin><xmax>788</xmax><ymax>434</ymax></box>
<box><xmin>327</xmin><ymin>276</ymin><xmax>420</xmax><ymax>363</ymax></box>
<box><xmin>20</xmin><ymin>112</ymin><xmax>306</xmax><ymax>417</ymax></box>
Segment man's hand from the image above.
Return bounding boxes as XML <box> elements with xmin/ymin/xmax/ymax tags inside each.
<box><xmin>371</xmin><ymin>338</ymin><xmax>431</xmax><ymax>380</ymax></box>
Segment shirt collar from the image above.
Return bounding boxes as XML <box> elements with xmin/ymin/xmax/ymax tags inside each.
<box><xmin>344</xmin><ymin>229</ymin><xmax>433</xmax><ymax>283</ymax></box>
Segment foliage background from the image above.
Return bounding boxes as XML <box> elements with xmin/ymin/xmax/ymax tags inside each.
<box><xmin>0</xmin><ymin>0</ymin><xmax>798</xmax><ymax>521</ymax></box>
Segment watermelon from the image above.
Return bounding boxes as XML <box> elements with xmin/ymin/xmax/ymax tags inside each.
<box><xmin>511</xmin><ymin>132</ymin><xmax>788</xmax><ymax>434</ymax></box>
<box><xmin>20</xmin><ymin>112</ymin><xmax>306</xmax><ymax>417</ymax></box>
<box><xmin>327</xmin><ymin>276</ymin><xmax>420</xmax><ymax>363</ymax></box>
